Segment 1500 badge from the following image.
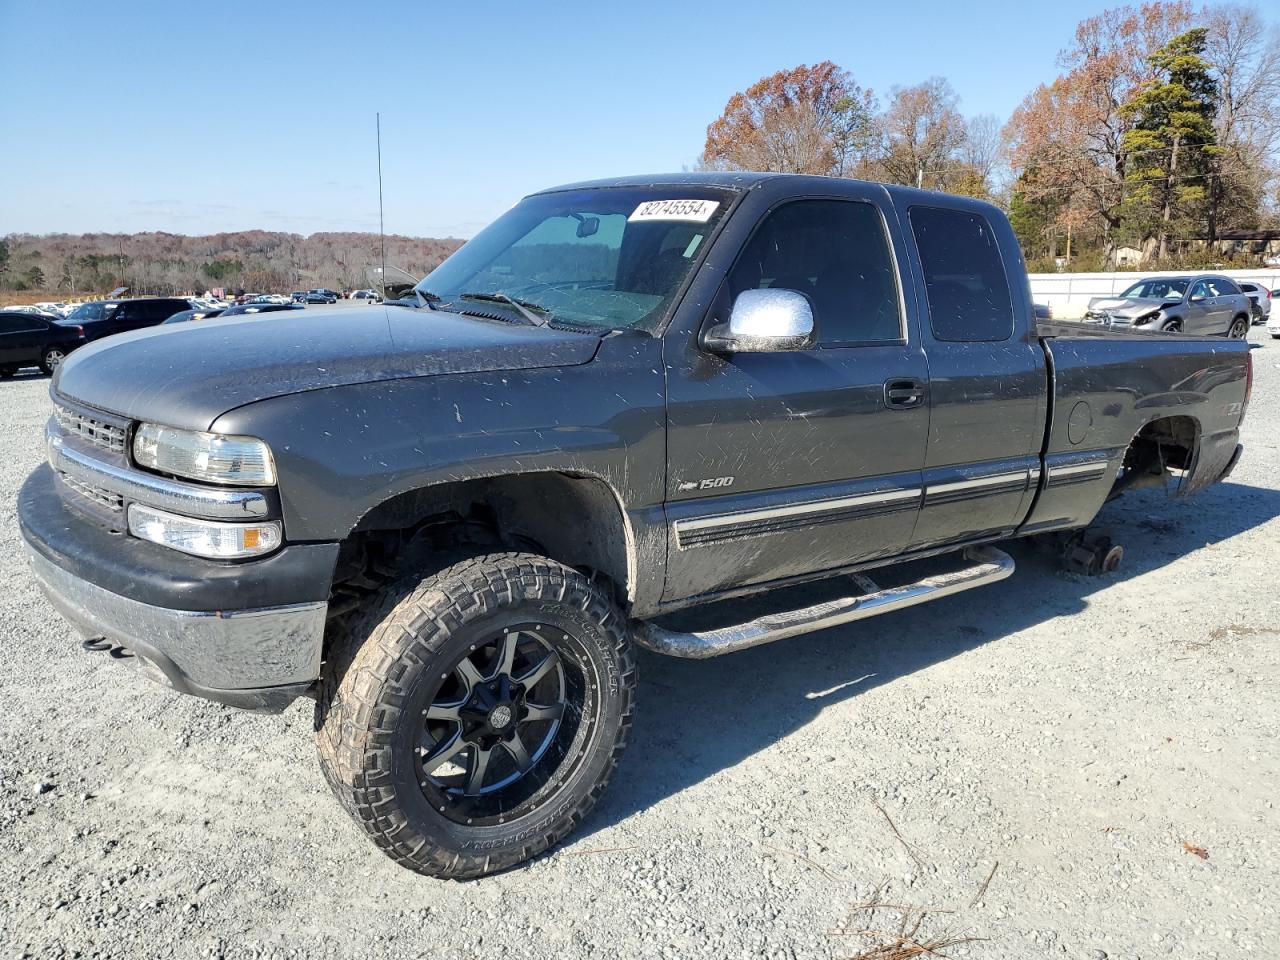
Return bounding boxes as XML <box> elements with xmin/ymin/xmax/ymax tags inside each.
<box><xmin>677</xmin><ymin>476</ymin><xmax>735</xmax><ymax>492</ymax></box>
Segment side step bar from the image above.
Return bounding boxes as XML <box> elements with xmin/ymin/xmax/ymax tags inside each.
<box><xmin>634</xmin><ymin>546</ymin><xmax>1015</xmax><ymax>659</ymax></box>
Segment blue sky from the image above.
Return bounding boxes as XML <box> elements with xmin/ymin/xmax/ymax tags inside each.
<box><xmin>2</xmin><ymin>0</ymin><xmax>1116</xmax><ymax>238</ymax></box>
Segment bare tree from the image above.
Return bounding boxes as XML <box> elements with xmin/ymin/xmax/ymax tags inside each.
<box><xmin>873</xmin><ymin>77</ymin><xmax>967</xmax><ymax>190</ymax></box>
<box><xmin>1202</xmin><ymin>4</ymin><xmax>1280</xmax><ymax>232</ymax></box>
<box><xmin>963</xmin><ymin>113</ymin><xmax>1005</xmax><ymax>197</ymax></box>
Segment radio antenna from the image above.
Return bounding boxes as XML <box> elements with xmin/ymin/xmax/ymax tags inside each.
<box><xmin>377</xmin><ymin>112</ymin><xmax>386</xmax><ymax>297</ymax></box>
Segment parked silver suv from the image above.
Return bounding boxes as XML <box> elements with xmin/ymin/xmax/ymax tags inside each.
<box><xmin>1238</xmin><ymin>281</ymin><xmax>1272</xmax><ymax>323</ymax></box>
<box><xmin>1086</xmin><ymin>275</ymin><xmax>1252</xmax><ymax>338</ymax></box>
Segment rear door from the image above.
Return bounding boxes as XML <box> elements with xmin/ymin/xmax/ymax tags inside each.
<box><xmin>664</xmin><ymin>187</ymin><xmax>930</xmax><ymax>600</ymax></box>
<box><xmin>19</xmin><ymin>316</ymin><xmax>53</xmax><ymax>363</ymax></box>
<box><xmin>901</xmin><ymin>203</ymin><xmax>1046</xmax><ymax>550</ymax></box>
<box><xmin>0</xmin><ymin>314</ymin><xmax>30</xmax><ymax>365</ymax></box>
<box><xmin>0</xmin><ymin>313</ymin><xmax>50</xmax><ymax>366</ymax></box>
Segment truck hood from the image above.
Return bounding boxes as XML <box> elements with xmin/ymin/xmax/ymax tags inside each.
<box><xmin>54</xmin><ymin>306</ymin><xmax>601</xmax><ymax>430</ymax></box>
<box><xmin>1087</xmin><ymin>296</ymin><xmax>1171</xmax><ymax>319</ymax></box>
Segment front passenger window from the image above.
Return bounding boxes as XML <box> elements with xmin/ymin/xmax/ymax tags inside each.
<box><xmin>728</xmin><ymin>199</ymin><xmax>902</xmax><ymax>345</ymax></box>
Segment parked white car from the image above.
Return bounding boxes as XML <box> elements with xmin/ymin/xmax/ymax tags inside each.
<box><xmin>1267</xmin><ymin>299</ymin><xmax>1280</xmax><ymax>339</ymax></box>
<box><xmin>33</xmin><ymin>301</ymin><xmax>72</xmax><ymax>318</ymax></box>
<box><xmin>3</xmin><ymin>304</ymin><xmax>60</xmax><ymax>317</ymax></box>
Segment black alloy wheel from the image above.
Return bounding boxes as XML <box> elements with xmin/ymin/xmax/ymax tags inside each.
<box><xmin>316</xmin><ymin>552</ymin><xmax>635</xmax><ymax>879</ymax></box>
<box><xmin>415</xmin><ymin>622</ymin><xmax>580</xmax><ymax>824</ymax></box>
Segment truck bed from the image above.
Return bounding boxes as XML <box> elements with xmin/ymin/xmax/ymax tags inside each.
<box><xmin>1020</xmin><ymin>320</ymin><xmax>1250</xmax><ymax>536</ymax></box>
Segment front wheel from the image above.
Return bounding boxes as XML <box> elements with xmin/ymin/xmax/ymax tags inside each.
<box><xmin>1160</xmin><ymin>319</ymin><xmax>1183</xmax><ymax>333</ymax></box>
<box><xmin>1227</xmin><ymin>316</ymin><xmax>1249</xmax><ymax>340</ymax></box>
<box><xmin>316</xmin><ymin>552</ymin><xmax>635</xmax><ymax>879</ymax></box>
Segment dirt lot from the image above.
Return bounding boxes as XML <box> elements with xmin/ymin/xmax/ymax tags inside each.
<box><xmin>2</xmin><ymin>331</ymin><xmax>1277</xmax><ymax>960</ymax></box>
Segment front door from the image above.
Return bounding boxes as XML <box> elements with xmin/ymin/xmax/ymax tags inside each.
<box><xmin>663</xmin><ymin>193</ymin><xmax>929</xmax><ymax>602</ymax></box>
<box><xmin>1185</xmin><ymin>279</ymin><xmax>1219</xmax><ymax>334</ymax></box>
<box><xmin>1206</xmin><ymin>277</ymin><xmax>1239</xmax><ymax>333</ymax></box>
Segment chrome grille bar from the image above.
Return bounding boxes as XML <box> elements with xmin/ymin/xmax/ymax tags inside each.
<box><xmin>56</xmin><ymin>470</ymin><xmax>125</xmax><ymax>513</ymax></box>
<box><xmin>53</xmin><ymin>405</ymin><xmax>127</xmax><ymax>453</ymax></box>
<box><xmin>46</xmin><ymin>425</ymin><xmax>269</xmax><ymax>520</ymax></box>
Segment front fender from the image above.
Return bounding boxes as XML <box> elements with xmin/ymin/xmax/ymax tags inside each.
<box><xmin>208</xmin><ymin>335</ymin><xmax>668</xmax><ymax>543</ymax></box>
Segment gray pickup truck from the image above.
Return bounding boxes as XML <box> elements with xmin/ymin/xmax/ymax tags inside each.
<box><xmin>19</xmin><ymin>173</ymin><xmax>1251</xmax><ymax>879</ymax></box>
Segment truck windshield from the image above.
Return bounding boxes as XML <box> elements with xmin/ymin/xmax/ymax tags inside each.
<box><xmin>416</xmin><ymin>186</ymin><xmax>735</xmax><ymax>333</ymax></box>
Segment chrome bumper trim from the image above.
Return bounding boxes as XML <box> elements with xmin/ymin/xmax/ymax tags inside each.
<box><xmin>26</xmin><ymin>543</ymin><xmax>325</xmax><ymax>693</ymax></box>
<box><xmin>47</xmin><ymin>424</ymin><xmax>269</xmax><ymax>520</ymax></box>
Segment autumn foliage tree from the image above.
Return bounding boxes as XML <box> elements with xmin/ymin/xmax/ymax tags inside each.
<box><xmin>0</xmin><ymin>231</ymin><xmax>463</xmax><ymax>297</ymax></box>
<box><xmin>1003</xmin><ymin>1</ymin><xmax>1195</xmax><ymax>260</ymax></box>
<box><xmin>702</xmin><ymin>62</ymin><xmax>876</xmax><ymax>176</ymax></box>
<box><xmin>871</xmin><ymin>78</ymin><xmax>970</xmax><ymax>192</ymax></box>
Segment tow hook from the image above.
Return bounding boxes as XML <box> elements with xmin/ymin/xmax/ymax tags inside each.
<box><xmin>81</xmin><ymin>636</ymin><xmax>135</xmax><ymax>660</ymax></box>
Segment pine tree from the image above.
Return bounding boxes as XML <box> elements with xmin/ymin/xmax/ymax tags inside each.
<box><xmin>1119</xmin><ymin>28</ymin><xmax>1220</xmax><ymax>260</ymax></box>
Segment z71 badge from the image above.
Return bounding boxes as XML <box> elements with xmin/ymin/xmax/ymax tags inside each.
<box><xmin>677</xmin><ymin>476</ymin><xmax>735</xmax><ymax>492</ymax></box>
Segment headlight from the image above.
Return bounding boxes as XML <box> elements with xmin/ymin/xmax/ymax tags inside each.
<box><xmin>133</xmin><ymin>423</ymin><xmax>276</xmax><ymax>486</ymax></box>
<box><xmin>128</xmin><ymin>504</ymin><xmax>282</xmax><ymax>559</ymax></box>
<box><xmin>1132</xmin><ymin>311</ymin><xmax>1159</xmax><ymax>325</ymax></box>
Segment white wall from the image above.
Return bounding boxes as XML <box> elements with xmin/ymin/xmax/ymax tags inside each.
<box><xmin>1029</xmin><ymin>269</ymin><xmax>1280</xmax><ymax>318</ymax></box>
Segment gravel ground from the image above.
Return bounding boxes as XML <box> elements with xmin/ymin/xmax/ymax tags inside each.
<box><xmin>2</xmin><ymin>332</ymin><xmax>1278</xmax><ymax>960</ymax></box>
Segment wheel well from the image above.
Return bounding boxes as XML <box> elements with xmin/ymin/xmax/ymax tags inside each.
<box><xmin>1116</xmin><ymin>415</ymin><xmax>1200</xmax><ymax>492</ymax></box>
<box><xmin>328</xmin><ymin>472</ymin><xmax>634</xmax><ymax>618</ymax></box>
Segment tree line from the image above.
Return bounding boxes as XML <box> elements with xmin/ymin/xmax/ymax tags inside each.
<box><xmin>698</xmin><ymin>2</ymin><xmax>1279</xmax><ymax>270</ymax></box>
<box><xmin>0</xmin><ymin>231</ymin><xmax>463</xmax><ymax>299</ymax></box>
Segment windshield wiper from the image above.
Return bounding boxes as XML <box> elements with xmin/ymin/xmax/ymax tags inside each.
<box><xmin>456</xmin><ymin>292</ymin><xmax>552</xmax><ymax>327</ymax></box>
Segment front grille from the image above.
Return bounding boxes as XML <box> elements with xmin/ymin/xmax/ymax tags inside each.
<box><xmin>56</xmin><ymin>470</ymin><xmax>124</xmax><ymax>513</ymax></box>
<box><xmin>54</xmin><ymin>405</ymin><xmax>127</xmax><ymax>453</ymax></box>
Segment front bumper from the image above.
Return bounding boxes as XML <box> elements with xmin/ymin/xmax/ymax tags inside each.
<box><xmin>19</xmin><ymin>462</ymin><xmax>337</xmax><ymax>712</ymax></box>
<box><xmin>1084</xmin><ymin>313</ymin><xmax>1156</xmax><ymax>329</ymax></box>
<box><xmin>25</xmin><ymin>544</ymin><xmax>325</xmax><ymax>711</ymax></box>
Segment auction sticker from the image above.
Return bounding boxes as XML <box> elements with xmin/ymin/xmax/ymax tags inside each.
<box><xmin>628</xmin><ymin>199</ymin><xmax>720</xmax><ymax>223</ymax></box>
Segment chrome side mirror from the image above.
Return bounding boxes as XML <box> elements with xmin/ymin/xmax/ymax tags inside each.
<box><xmin>703</xmin><ymin>288</ymin><xmax>816</xmax><ymax>353</ymax></box>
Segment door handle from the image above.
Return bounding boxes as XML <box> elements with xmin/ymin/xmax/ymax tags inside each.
<box><xmin>884</xmin><ymin>377</ymin><xmax>925</xmax><ymax>409</ymax></box>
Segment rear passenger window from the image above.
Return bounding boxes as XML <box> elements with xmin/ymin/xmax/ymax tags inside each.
<box><xmin>910</xmin><ymin>206</ymin><xmax>1014</xmax><ymax>342</ymax></box>
<box><xmin>729</xmin><ymin>199</ymin><xmax>902</xmax><ymax>345</ymax></box>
